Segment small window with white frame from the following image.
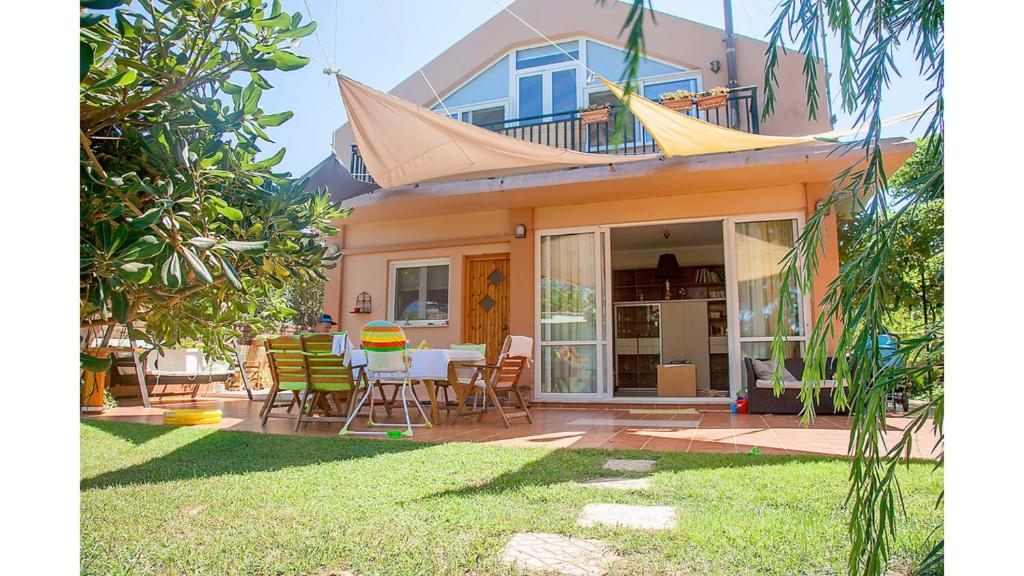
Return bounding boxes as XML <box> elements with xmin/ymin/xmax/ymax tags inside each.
<box><xmin>389</xmin><ymin>259</ymin><xmax>450</xmax><ymax>326</ymax></box>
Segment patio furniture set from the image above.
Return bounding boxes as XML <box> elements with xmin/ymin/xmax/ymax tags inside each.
<box><xmin>259</xmin><ymin>321</ymin><xmax>534</xmax><ymax>437</ymax></box>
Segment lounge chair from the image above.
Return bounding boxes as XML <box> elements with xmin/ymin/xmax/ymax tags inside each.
<box><xmin>744</xmin><ymin>357</ymin><xmax>846</xmax><ymax>415</ymax></box>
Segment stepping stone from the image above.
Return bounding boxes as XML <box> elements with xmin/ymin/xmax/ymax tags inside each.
<box><xmin>603</xmin><ymin>458</ymin><xmax>655</xmax><ymax>472</ymax></box>
<box><xmin>501</xmin><ymin>532</ymin><xmax>619</xmax><ymax>576</ymax></box>
<box><xmin>582</xmin><ymin>477</ymin><xmax>651</xmax><ymax>490</ymax></box>
<box><xmin>577</xmin><ymin>503</ymin><xmax>678</xmax><ymax>530</ymax></box>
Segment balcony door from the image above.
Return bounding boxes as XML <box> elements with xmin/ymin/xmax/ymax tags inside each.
<box><xmin>536</xmin><ymin>228</ymin><xmax>611</xmax><ymax>401</ymax></box>
<box><xmin>516</xmin><ymin>66</ymin><xmax>578</xmax><ymax>124</ymax></box>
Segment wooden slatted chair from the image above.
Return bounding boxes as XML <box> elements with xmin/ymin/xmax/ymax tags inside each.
<box><xmin>436</xmin><ymin>343</ymin><xmax>486</xmax><ymax>419</ymax></box>
<box><xmin>296</xmin><ymin>334</ymin><xmax>357</xmax><ymax>429</ymax></box>
<box><xmin>459</xmin><ymin>336</ymin><xmax>533</xmax><ymax>428</ymax></box>
<box><xmin>260</xmin><ymin>336</ymin><xmax>308</xmax><ymax>427</ymax></box>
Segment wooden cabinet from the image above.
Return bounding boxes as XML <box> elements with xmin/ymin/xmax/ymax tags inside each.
<box><xmin>661</xmin><ymin>301</ymin><xmax>710</xmax><ymax>391</ymax></box>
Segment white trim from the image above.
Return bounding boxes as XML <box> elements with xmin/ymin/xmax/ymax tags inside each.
<box><xmin>725</xmin><ymin>212</ymin><xmax>812</xmax><ymax>396</ymax></box>
<box><xmin>534</xmin><ymin>226</ymin><xmax>609</xmax><ymax>401</ymax></box>
<box><xmin>387</xmin><ymin>258</ymin><xmax>451</xmax><ymax>328</ymax></box>
<box><xmin>534</xmin><ymin>212</ymin><xmax>814</xmax><ymax>404</ymax></box>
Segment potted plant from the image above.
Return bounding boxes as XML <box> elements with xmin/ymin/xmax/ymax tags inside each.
<box><xmin>658</xmin><ymin>89</ymin><xmax>695</xmax><ymax>111</ymax></box>
<box><xmin>579</xmin><ymin>102</ymin><xmax>611</xmax><ymax>124</ymax></box>
<box><xmin>696</xmin><ymin>86</ymin><xmax>730</xmax><ymax>110</ymax></box>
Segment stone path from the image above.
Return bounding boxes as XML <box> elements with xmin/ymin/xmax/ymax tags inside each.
<box><xmin>500</xmin><ymin>458</ymin><xmax>673</xmax><ymax>575</ymax></box>
<box><xmin>577</xmin><ymin>503</ymin><xmax>678</xmax><ymax>530</ymax></box>
<box><xmin>602</xmin><ymin>458</ymin><xmax>656</xmax><ymax>472</ymax></box>
<box><xmin>500</xmin><ymin>532</ymin><xmax>620</xmax><ymax>576</ymax></box>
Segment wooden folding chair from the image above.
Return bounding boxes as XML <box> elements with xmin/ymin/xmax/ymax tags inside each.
<box><xmin>435</xmin><ymin>343</ymin><xmax>486</xmax><ymax>418</ymax></box>
<box><xmin>295</xmin><ymin>334</ymin><xmax>357</xmax><ymax>430</ymax></box>
<box><xmin>260</xmin><ymin>336</ymin><xmax>308</xmax><ymax>427</ymax></box>
<box><xmin>457</xmin><ymin>336</ymin><xmax>533</xmax><ymax>428</ymax></box>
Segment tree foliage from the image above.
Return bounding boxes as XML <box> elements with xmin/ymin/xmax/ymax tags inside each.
<box><xmin>80</xmin><ymin>0</ymin><xmax>349</xmax><ymax>365</ymax></box>
<box><xmin>763</xmin><ymin>3</ymin><xmax>944</xmax><ymax>576</ymax></box>
<box><xmin>611</xmin><ymin>1</ymin><xmax>943</xmax><ymax>574</ymax></box>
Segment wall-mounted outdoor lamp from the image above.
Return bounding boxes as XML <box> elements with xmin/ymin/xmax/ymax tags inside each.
<box><xmin>710</xmin><ymin>59</ymin><xmax>721</xmax><ymax>73</ymax></box>
<box><xmin>514</xmin><ymin>224</ymin><xmax>527</xmax><ymax>239</ymax></box>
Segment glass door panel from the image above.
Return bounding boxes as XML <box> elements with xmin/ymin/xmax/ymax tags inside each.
<box><xmin>730</xmin><ymin>218</ymin><xmax>808</xmax><ymax>390</ymax></box>
<box><xmin>539</xmin><ymin>231</ymin><xmax>605</xmax><ymax>397</ymax></box>
<box><xmin>551</xmin><ymin>68</ymin><xmax>577</xmax><ymax>120</ymax></box>
<box><xmin>518</xmin><ymin>74</ymin><xmax>543</xmax><ymax>123</ymax></box>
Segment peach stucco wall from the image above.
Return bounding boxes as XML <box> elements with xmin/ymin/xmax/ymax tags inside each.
<box><xmin>323</xmin><ymin>180</ymin><xmax>834</xmax><ymax>396</ymax></box>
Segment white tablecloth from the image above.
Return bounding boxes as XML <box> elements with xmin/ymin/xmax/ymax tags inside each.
<box><xmin>345</xmin><ymin>348</ymin><xmax>485</xmax><ymax>380</ymax></box>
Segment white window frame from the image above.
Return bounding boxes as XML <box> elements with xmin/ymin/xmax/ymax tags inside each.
<box><xmin>725</xmin><ymin>212</ymin><xmax>812</xmax><ymax>396</ymax></box>
<box><xmin>387</xmin><ymin>258</ymin><xmax>451</xmax><ymax>328</ymax></box>
<box><xmin>434</xmin><ymin>99</ymin><xmax>510</xmax><ymax>125</ymax></box>
<box><xmin>534</xmin><ymin>226</ymin><xmax>612</xmax><ymax>401</ymax></box>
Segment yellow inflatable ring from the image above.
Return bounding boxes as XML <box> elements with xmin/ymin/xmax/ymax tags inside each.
<box><xmin>163</xmin><ymin>409</ymin><xmax>222</xmax><ymax>426</ymax></box>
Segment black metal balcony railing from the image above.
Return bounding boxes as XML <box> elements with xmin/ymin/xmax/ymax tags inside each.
<box><xmin>350</xmin><ymin>85</ymin><xmax>760</xmax><ymax>184</ymax></box>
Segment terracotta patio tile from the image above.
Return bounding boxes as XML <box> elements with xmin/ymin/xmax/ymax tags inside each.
<box><xmin>83</xmin><ymin>395</ymin><xmax>942</xmax><ymax>459</ymax></box>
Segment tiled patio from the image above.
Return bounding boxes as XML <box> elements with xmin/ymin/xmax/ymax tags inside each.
<box><xmin>84</xmin><ymin>395</ymin><xmax>941</xmax><ymax>459</ymax></box>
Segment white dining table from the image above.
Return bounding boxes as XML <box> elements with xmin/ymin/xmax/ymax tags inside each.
<box><xmin>343</xmin><ymin>347</ymin><xmax>486</xmax><ymax>424</ymax></box>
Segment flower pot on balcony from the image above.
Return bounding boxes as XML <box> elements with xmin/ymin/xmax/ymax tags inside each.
<box><xmin>580</xmin><ymin>108</ymin><xmax>610</xmax><ymax>125</ymax></box>
<box><xmin>696</xmin><ymin>93</ymin><xmax>728</xmax><ymax>110</ymax></box>
<box><xmin>660</xmin><ymin>98</ymin><xmax>694</xmax><ymax>112</ymax></box>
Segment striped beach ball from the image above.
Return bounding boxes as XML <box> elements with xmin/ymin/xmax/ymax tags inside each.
<box><xmin>360</xmin><ymin>321</ymin><xmax>408</xmax><ymax>352</ymax></box>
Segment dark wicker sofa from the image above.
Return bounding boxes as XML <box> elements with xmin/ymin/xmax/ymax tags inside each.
<box><xmin>744</xmin><ymin>357</ymin><xmax>846</xmax><ymax>415</ymax></box>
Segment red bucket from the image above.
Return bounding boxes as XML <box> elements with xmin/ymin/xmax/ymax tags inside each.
<box><xmin>736</xmin><ymin>398</ymin><xmax>749</xmax><ymax>414</ymax></box>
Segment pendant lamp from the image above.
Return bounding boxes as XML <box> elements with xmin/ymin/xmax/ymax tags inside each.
<box><xmin>656</xmin><ymin>230</ymin><xmax>680</xmax><ymax>279</ymax></box>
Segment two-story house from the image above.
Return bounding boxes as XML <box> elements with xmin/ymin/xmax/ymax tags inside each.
<box><xmin>312</xmin><ymin>0</ymin><xmax>914</xmax><ymax>405</ymax></box>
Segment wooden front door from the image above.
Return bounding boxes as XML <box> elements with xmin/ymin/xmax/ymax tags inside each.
<box><xmin>463</xmin><ymin>254</ymin><xmax>511</xmax><ymax>364</ymax></box>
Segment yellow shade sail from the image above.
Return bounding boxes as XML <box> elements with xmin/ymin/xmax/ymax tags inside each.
<box><xmin>598</xmin><ymin>78</ymin><xmax>816</xmax><ymax>157</ymax></box>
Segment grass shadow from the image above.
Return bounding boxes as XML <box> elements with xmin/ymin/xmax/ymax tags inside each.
<box><xmin>81</xmin><ymin>420</ymin><xmax>430</xmax><ymax>490</ymax></box>
<box><xmin>82</xmin><ymin>417</ymin><xmax>179</xmax><ymax>445</ymax></box>
<box><xmin>420</xmin><ymin>443</ymin><xmax>839</xmax><ymax>502</ymax></box>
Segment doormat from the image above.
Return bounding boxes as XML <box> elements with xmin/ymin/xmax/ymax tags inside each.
<box><xmin>628</xmin><ymin>408</ymin><xmax>700</xmax><ymax>415</ymax></box>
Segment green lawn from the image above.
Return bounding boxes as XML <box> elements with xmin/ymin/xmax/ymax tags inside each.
<box><xmin>81</xmin><ymin>421</ymin><xmax>942</xmax><ymax>575</ymax></box>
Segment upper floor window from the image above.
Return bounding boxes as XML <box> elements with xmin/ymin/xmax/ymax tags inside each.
<box><xmin>515</xmin><ymin>41</ymin><xmax>579</xmax><ymax>70</ymax></box>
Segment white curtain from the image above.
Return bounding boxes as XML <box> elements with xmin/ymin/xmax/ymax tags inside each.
<box><xmin>735</xmin><ymin>220</ymin><xmax>801</xmax><ymax>339</ymax></box>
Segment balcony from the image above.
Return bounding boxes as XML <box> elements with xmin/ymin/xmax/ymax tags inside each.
<box><xmin>350</xmin><ymin>85</ymin><xmax>760</xmax><ymax>184</ymax></box>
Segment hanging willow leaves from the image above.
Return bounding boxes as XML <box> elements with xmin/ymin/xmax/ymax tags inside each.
<box><xmin>610</xmin><ymin>2</ymin><xmax>943</xmax><ymax>575</ymax></box>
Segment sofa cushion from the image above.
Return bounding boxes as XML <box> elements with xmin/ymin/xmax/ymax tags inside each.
<box><xmin>750</xmin><ymin>358</ymin><xmax>798</xmax><ymax>382</ymax></box>
<box><xmin>755</xmin><ymin>379</ymin><xmax>839</xmax><ymax>389</ymax></box>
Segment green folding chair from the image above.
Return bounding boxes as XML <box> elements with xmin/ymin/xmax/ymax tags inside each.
<box><xmin>296</xmin><ymin>333</ymin><xmax>357</xmax><ymax>429</ymax></box>
<box><xmin>261</xmin><ymin>336</ymin><xmax>308</xmax><ymax>427</ymax></box>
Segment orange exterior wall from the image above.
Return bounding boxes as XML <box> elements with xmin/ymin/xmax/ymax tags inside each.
<box><xmin>324</xmin><ymin>181</ymin><xmax>824</xmax><ymax>397</ymax></box>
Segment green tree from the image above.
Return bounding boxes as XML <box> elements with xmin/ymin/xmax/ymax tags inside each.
<box><xmin>762</xmin><ymin>3</ymin><xmax>944</xmax><ymax>575</ymax></box>
<box><xmin>80</xmin><ymin>0</ymin><xmax>349</xmax><ymax>367</ymax></box>
<box><xmin>611</xmin><ymin>2</ymin><xmax>943</xmax><ymax>574</ymax></box>
<box><xmin>282</xmin><ymin>275</ymin><xmax>327</xmax><ymax>330</ymax></box>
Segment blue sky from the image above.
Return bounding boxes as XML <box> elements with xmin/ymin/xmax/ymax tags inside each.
<box><xmin>257</xmin><ymin>0</ymin><xmax>933</xmax><ymax>176</ymax></box>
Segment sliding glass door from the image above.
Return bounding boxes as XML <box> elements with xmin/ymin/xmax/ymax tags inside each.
<box><xmin>726</xmin><ymin>216</ymin><xmax>810</xmax><ymax>393</ymax></box>
<box><xmin>536</xmin><ymin>229</ymin><xmax>609</xmax><ymax>400</ymax></box>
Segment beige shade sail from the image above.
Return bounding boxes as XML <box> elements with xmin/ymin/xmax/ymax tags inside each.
<box><xmin>336</xmin><ymin>75</ymin><xmax>657</xmax><ymax>188</ymax></box>
<box><xmin>598</xmin><ymin>78</ymin><xmax>816</xmax><ymax>157</ymax></box>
